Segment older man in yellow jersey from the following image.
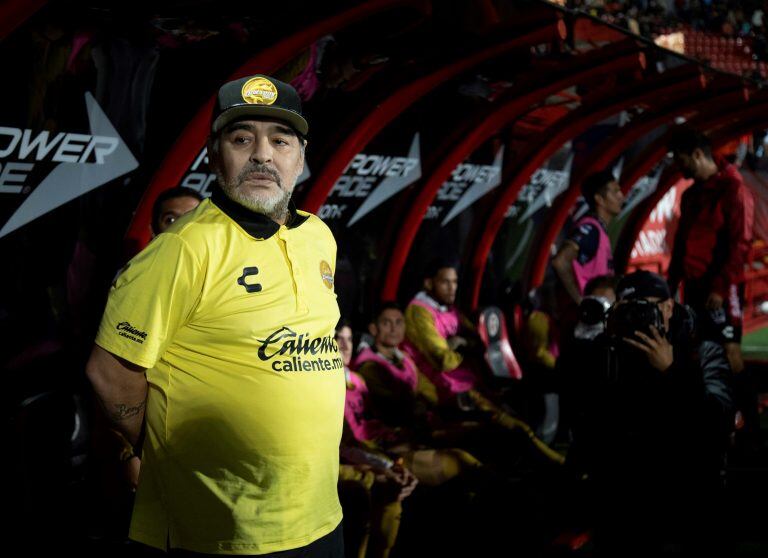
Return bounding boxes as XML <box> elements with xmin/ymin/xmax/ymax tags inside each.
<box><xmin>86</xmin><ymin>75</ymin><xmax>345</xmax><ymax>556</ymax></box>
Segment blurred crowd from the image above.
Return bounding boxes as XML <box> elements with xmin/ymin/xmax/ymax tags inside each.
<box><xmin>571</xmin><ymin>0</ymin><xmax>768</xmax><ymax>62</ymax></box>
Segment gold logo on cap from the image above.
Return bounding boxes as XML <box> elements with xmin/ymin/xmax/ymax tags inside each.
<box><xmin>241</xmin><ymin>77</ymin><xmax>278</xmax><ymax>105</ymax></box>
<box><xmin>320</xmin><ymin>261</ymin><xmax>334</xmax><ymax>289</ymax></box>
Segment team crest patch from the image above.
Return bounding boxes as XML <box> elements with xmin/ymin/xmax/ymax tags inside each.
<box><xmin>320</xmin><ymin>260</ymin><xmax>334</xmax><ymax>289</ymax></box>
<box><xmin>241</xmin><ymin>77</ymin><xmax>278</xmax><ymax>105</ymax></box>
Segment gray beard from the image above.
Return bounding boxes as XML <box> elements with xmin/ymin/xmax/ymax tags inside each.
<box><xmin>218</xmin><ymin>163</ymin><xmax>293</xmax><ymax>222</ymax></box>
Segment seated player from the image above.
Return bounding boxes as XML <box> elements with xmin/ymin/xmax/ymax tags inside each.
<box><xmin>402</xmin><ymin>259</ymin><xmax>477</xmax><ymax>403</ymax></box>
<box><xmin>336</xmin><ymin>320</ymin><xmax>417</xmax><ymax>558</ymax></box>
<box><xmin>364</xmin><ymin>302</ymin><xmax>565</xmax><ymax>465</ymax></box>
<box><xmin>337</xmin><ymin>320</ymin><xmax>483</xmax><ymax>486</ymax></box>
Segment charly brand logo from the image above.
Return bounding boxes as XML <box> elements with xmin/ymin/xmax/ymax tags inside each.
<box><xmin>257</xmin><ymin>326</ymin><xmax>343</xmax><ymax>372</ymax></box>
<box><xmin>0</xmin><ymin>92</ymin><xmax>138</xmax><ymax>238</ymax></box>
<box><xmin>237</xmin><ymin>267</ymin><xmax>262</xmax><ymax>293</ymax></box>
<box><xmin>116</xmin><ymin>322</ymin><xmax>148</xmax><ymax>344</ymax></box>
<box><xmin>320</xmin><ymin>260</ymin><xmax>334</xmax><ymax>289</ymax></box>
<box><xmin>241</xmin><ymin>77</ymin><xmax>278</xmax><ymax>105</ymax></box>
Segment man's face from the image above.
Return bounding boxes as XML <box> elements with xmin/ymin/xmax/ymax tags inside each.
<box><xmin>673</xmin><ymin>149</ymin><xmax>705</xmax><ymax>180</ymax></box>
<box><xmin>335</xmin><ymin>326</ymin><xmax>353</xmax><ymax>367</ymax></box>
<box><xmin>370</xmin><ymin>309</ymin><xmax>406</xmax><ymax>348</ymax></box>
<box><xmin>425</xmin><ymin>267</ymin><xmax>458</xmax><ymax>306</ymax></box>
<box><xmin>595</xmin><ymin>180</ymin><xmax>624</xmax><ymax>217</ymax></box>
<box><xmin>210</xmin><ymin>119</ymin><xmax>305</xmax><ymax>220</ymax></box>
<box><xmin>155</xmin><ymin>195</ymin><xmax>201</xmax><ymax>235</ymax></box>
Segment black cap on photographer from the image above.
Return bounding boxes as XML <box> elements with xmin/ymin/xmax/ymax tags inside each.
<box><xmin>617</xmin><ymin>270</ymin><xmax>671</xmax><ymax>301</ymax></box>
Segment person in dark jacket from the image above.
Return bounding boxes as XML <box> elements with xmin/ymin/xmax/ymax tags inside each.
<box><xmin>566</xmin><ymin>270</ymin><xmax>734</xmax><ymax>556</ymax></box>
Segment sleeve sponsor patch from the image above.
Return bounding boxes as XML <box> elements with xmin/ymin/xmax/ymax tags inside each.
<box><xmin>115</xmin><ymin>321</ymin><xmax>148</xmax><ymax>344</ymax></box>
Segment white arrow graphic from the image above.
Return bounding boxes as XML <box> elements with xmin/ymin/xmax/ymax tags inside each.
<box><xmin>0</xmin><ymin>92</ymin><xmax>139</xmax><ymax>238</ymax></box>
<box><xmin>441</xmin><ymin>145</ymin><xmax>504</xmax><ymax>226</ymax></box>
<box><xmin>346</xmin><ymin>133</ymin><xmax>421</xmax><ymax>227</ymax></box>
<box><xmin>519</xmin><ymin>151</ymin><xmax>575</xmax><ymax>222</ymax></box>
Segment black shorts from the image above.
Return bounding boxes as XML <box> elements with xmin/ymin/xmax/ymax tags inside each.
<box><xmin>683</xmin><ymin>280</ymin><xmax>744</xmax><ymax>344</ymax></box>
<box><xmin>167</xmin><ymin>522</ymin><xmax>344</xmax><ymax>558</ymax></box>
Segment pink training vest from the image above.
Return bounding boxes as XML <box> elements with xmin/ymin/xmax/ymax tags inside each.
<box><xmin>344</xmin><ymin>370</ymin><xmax>391</xmax><ymax>443</ymax></box>
<box><xmin>571</xmin><ymin>215</ymin><xmax>612</xmax><ymax>294</ymax></box>
<box><xmin>402</xmin><ymin>297</ymin><xmax>477</xmax><ymax>395</ymax></box>
<box><xmin>354</xmin><ymin>347</ymin><xmax>419</xmax><ymax>392</ymax></box>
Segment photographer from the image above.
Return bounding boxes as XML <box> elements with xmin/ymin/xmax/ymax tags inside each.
<box><xmin>570</xmin><ymin>270</ymin><xmax>734</xmax><ymax>556</ymax></box>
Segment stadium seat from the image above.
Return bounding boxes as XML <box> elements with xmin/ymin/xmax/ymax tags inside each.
<box><xmin>478</xmin><ymin>306</ymin><xmax>523</xmax><ymax>380</ymax></box>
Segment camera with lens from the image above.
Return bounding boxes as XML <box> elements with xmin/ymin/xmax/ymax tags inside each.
<box><xmin>606</xmin><ymin>299</ymin><xmax>665</xmax><ymax>342</ymax></box>
<box><xmin>574</xmin><ymin>296</ymin><xmax>612</xmax><ymax>340</ymax></box>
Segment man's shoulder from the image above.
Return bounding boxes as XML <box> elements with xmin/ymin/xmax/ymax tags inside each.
<box><xmin>719</xmin><ymin>163</ymin><xmax>745</xmax><ymax>186</ymax></box>
<box><xmin>570</xmin><ymin>217</ymin><xmax>599</xmax><ymax>239</ymax></box>
<box><xmin>162</xmin><ymin>198</ymin><xmax>229</xmax><ymax>244</ymax></box>
<box><xmin>297</xmin><ymin>211</ymin><xmax>335</xmax><ymax>239</ymax></box>
<box><xmin>354</xmin><ymin>347</ymin><xmax>379</xmax><ymax>367</ymax></box>
<box><xmin>404</xmin><ymin>298</ymin><xmax>434</xmax><ymax>319</ymax></box>
<box><xmin>574</xmin><ymin>214</ymin><xmax>600</xmax><ymax>227</ymax></box>
<box><xmin>575</xmin><ymin>221</ymin><xmax>599</xmax><ymax>236</ymax></box>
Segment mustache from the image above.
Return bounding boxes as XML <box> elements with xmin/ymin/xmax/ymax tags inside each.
<box><xmin>237</xmin><ymin>163</ymin><xmax>282</xmax><ymax>188</ymax></box>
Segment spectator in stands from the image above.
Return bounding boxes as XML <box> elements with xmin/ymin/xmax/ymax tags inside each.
<box><xmin>150</xmin><ymin>187</ymin><xmax>203</xmax><ymax>236</ymax></box>
<box><xmin>668</xmin><ymin>127</ymin><xmax>754</xmax><ymax>375</ymax></box>
<box><xmin>552</xmin><ymin>170</ymin><xmax>623</xmax><ymax>305</ymax></box>
<box><xmin>570</xmin><ymin>271</ymin><xmax>734</xmax><ymax>555</ymax></box>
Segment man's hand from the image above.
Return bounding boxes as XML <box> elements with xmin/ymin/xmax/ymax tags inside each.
<box><xmin>375</xmin><ymin>462</ymin><xmax>418</xmax><ymax>502</ymax></box>
<box><xmin>706</xmin><ymin>292</ymin><xmax>724</xmax><ymax>310</ymax></box>
<box><xmin>623</xmin><ymin>326</ymin><xmax>674</xmax><ymax>371</ymax></box>
<box><xmin>124</xmin><ymin>456</ymin><xmax>141</xmax><ymax>491</ymax></box>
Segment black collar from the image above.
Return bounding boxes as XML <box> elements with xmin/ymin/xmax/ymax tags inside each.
<box><xmin>210</xmin><ymin>186</ymin><xmax>308</xmax><ymax>240</ymax></box>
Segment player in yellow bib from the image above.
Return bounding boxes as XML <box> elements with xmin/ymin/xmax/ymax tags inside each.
<box><xmin>86</xmin><ymin>75</ymin><xmax>345</xmax><ymax>556</ymax></box>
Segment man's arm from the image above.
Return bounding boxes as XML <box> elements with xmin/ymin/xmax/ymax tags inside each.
<box><xmin>667</xmin><ymin>190</ymin><xmax>694</xmax><ymax>297</ymax></box>
<box><xmin>710</xmin><ymin>181</ymin><xmax>753</xmax><ymax>299</ymax></box>
<box><xmin>697</xmin><ymin>340</ymin><xmax>736</xmax><ymax>437</ymax></box>
<box><xmin>405</xmin><ymin>304</ymin><xmax>463</xmax><ymax>371</ymax></box>
<box><xmin>551</xmin><ymin>240</ymin><xmax>582</xmax><ymax>304</ymax></box>
<box><xmin>86</xmin><ymin>345</ymin><xmax>148</xmax><ymax>448</ymax></box>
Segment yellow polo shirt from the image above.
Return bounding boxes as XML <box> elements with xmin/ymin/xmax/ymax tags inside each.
<box><xmin>95</xmin><ymin>190</ymin><xmax>345</xmax><ymax>554</ymax></box>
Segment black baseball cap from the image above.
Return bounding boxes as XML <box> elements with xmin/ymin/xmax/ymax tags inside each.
<box><xmin>211</xmin><ymin>74</ymin><xmax>308</xmax><ymax>136</ymax></box>
<box><xmin>617</xmin><ymin>270</ymin><xmax>671</xmax><ymax>301</ymax></box>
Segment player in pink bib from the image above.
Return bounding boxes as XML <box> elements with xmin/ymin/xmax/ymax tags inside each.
<box><xmin>552</xmin><ymin>169</ymin><xmax>623</xmax><ymax>305</ymax></box>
